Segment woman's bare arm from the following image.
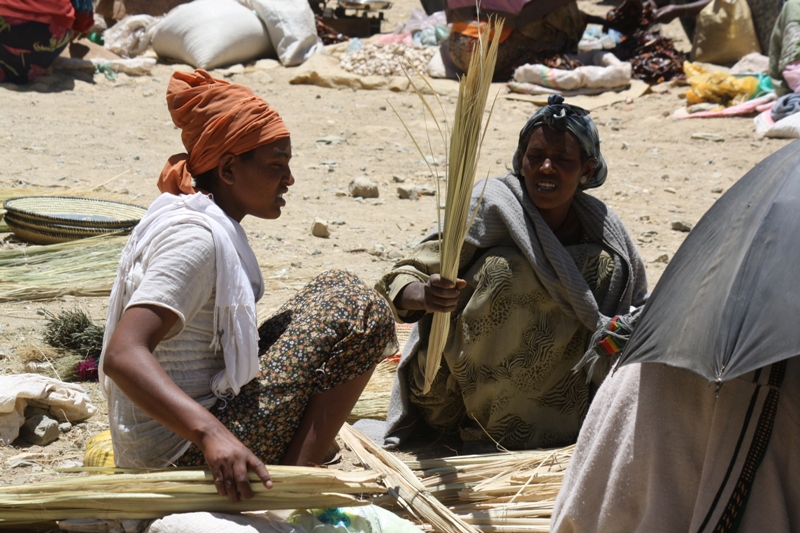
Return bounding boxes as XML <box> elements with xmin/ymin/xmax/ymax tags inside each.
<box><xmin>103</xmin><ymin>304</ymin><xmax>272</xmax><ymax>502</ymax></box>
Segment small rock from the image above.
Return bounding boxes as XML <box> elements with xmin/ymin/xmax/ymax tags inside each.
<box><xmin>349</xmin><ymin>177</ymin><xmax>379</xmax><ymax>198</ymax></box>
<box><xmin>386</xmin><ymin>249</ymin><xmax>404</xmax><ymax>259</ymax></box>
<box><xmin>19</xmin><ymin>414</ymin><xmax>59</xmax><ymax>446</ymax></box>
<box><xmin>661</xmin><ymin>174</ymin><xmax>669</xmax><ymax>180</ymax></box>
<box><xmin>397</xmin><ymin>186</ymin><xmax>420</xmax><ymax>200</ymax></box>
<box><xmin>417</xmin><ymin>185</ymin><xmax>436</xmax><ymax>196</ymax></box>
<box><xmin>58</xmin><ymin>422</ymin><xmax>72</xmax><ymax>433</ymax></box>
<box><xmin>671</xmin><ymin>220</ymin><xmax>693</xmax><ymax>232</ymax></box>
<box><xmin>311</xmin><ymin>218</ymin><xmax>331</xmax><ymax>238</ymax></box>
<box><xmin>621</xmin><ymin>141</ymin><xmax>630</xmax><ymax>150</ymax></box>
<box><xmin>711</xmin><ymin>186</ymin><xmax>724</xmax><ymax>193</ymax></box>
<box><xmin>654</xmin><ymin>254</ymin><xmax>669</xmax><ymax>264</ymax></box>
<box><xmin>691</xmin><ymin>132</ymin><xmax>725</xmax><ymax>142</ymax></box>
<box><xmin>330</xmin><ymin>218</ymin><xmax>346</xmax><ymax>226</ymax></box>
<box><xmin>639</xmin><ymin>215</ymin><xmax>650</xmax><ymax>222</ymax></box>
<box><xmin>291</xmin><ymin>261</ymin><xmax>302</xmax><ymax>267</ymax></box>
<box><xmin>335</xmin><ymin>191</ymin><xmax>347</xmax><ymax>197</ymax></box>
<box><xmin>664</xmin><ymin>187</ymin><xmax>676</xmax><ymax>194</ymax></box>
<box><xmin>253</xmin><ymin>58</ymin><xmax>280</xmax><ymax>70</ymax></box>
<box><xmin>308</xmin><ymin>249</ymin><xmax>322</xmax><ymax>256</ymax></box>
<box><xmin>392</xmin><ymin>175</ymin><xmax>406</xmax><ymax>183</ymax></box>
<box><xmin>316</xmin><ymin>135</ymin><xmax>346</xmax><ymax>145</ymax></box>
<box><xmin>217</xmin><ymin>64</ymin><xmax>244</xmax><ymax>77</ymax></box>
<box><xmin>370</xmin><ymin>244</ymin><xmax>385</xmax><ymax>257</ymax></box>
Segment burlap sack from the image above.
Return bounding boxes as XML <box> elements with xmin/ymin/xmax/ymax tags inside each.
<box><xmin>691</xmin><ymin>0</ymin><xmax>762</xmax><ymax>65</ymax></box>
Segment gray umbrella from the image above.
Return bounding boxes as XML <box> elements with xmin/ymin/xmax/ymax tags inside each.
<box><xmin>616</xmin><ymin>139</ymin><xmax>800</xmax><ymax>382</ymax></box>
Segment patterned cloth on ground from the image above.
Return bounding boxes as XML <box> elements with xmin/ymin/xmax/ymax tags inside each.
<box><xmin>0</xmin><ymin>18</ymin><xmax>71</xmax><ymax>84</ymax></box>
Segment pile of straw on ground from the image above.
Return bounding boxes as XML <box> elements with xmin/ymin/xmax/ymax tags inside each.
<box><xmin>0</xmin><ymin>233</ymin><xmax>127</xmax><ymax>303</ymax></box>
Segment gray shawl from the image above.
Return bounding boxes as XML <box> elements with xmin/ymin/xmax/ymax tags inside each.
<box><xmin>383</xmin><ymin>173</ymin><xmax>648</xmax><ymax>447</ymax></box>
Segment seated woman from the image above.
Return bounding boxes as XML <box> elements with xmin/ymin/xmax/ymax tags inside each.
<box><xmin>378</xmin><ymin>95</ymin><xmax>647</xmax><ymax>451</ymax></box>
<box><xmin>444</xmin><ymin>0</ymin><xmax>588</xmax><ymax>79</ymax></box>
<box><xmin>769</xmin><ymin>0</ymin><xmax>800</xmax><ymax>97</ymax></box>
<box><xmin>100</xmin><ymin>70</ymin><xmax>397</xmax><ymax>503</ymax></box>
<box><xmin>0</xmin><ymin>0</ymin><xmax>93</xmax><ymax>83</ymax></box>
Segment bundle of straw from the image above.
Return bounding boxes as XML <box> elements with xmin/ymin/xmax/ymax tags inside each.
<box><xmin>339</xmin><ymin>423</ymin><xmax>480</xmax><ymax>533</ymax></box>
<box><xmin>0</xmin><ymin>233</ymin><xmax>126</xmax><ymax>302</ymax></box>
<box><xmin>402</xmin><ymin>446</ymin><xmax>574</xmax><ymax>532</ymax></box>
<box><xmin>422</xmin><ymin>20</ymin><xmax>503</xmax><ymax>394</ymax></box>
<box><xmin>0</xmin><ymin>466</ymin><xmax>384</xmax><ymax>524</ymax></box>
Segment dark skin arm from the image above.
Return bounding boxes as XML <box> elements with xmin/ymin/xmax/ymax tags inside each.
<box><xmin>103</xmin><ymin>304</ymin><xmax>272</xmax><ymax>503</ymax></box>
<box><xmin>653</xmin><ymin>0</ymin><xmax>712</xmax><ymax>23</ymax></box>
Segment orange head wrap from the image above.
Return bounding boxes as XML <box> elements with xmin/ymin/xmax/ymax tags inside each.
<box><xmin>158</xmin><ymin>70</ymin><xmax>291</xmax><ymax>195</ymax></box>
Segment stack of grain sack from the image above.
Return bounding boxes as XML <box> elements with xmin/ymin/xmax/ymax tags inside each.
<box><xmin>100</xmin><ymin>0</ymin><xmax>322</xmax><ymax>69</ymax></box>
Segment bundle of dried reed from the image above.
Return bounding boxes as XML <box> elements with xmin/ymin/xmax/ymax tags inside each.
<box><xmin>0</xmin><ymin>466</ymin><xmax>384</xmax><ymax>524</ymax></box>
<box><xmin>0</xmin><ymin>233</ymin><xmax>126</xmax><ymax>302</ymax></box>
<box><xmin>339</xmin><ymin>423</ymin><xmax>480</xmax><ymax>533</ymax></box>
<box><xmin>421</xmin><ymin>20</ymin><xmax>503</xmax><ymax>394</ymax></box>
<box><xmin>403</xmin><ymin>446</ymin><xmax>574</xmax><ymax>532</ymax></box>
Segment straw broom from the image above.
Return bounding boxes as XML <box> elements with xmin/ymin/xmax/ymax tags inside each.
<box><xmin>422</xmin><ymin>19</ymin><xmax>503</xmax><ymax>394</ymax></box>
<box><xmin>0</xmin><ymin>466</ymin><xmax>384</xmax><ymax>524</ymax></box>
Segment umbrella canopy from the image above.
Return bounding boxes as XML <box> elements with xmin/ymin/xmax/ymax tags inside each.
<box><xmin>617</xmin><ymin>139</ymin><xmax>800</xmax><ymax>382</ymax></box>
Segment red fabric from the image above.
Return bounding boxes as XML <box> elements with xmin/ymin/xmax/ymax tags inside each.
<box><xmin>0</xmin><ymin>0</ymin><xmax>75</xmax><ymax>30</ymax></box>
<box><xmin>158</xmin><ymin>70</ymin><xmax>291</xmax><ymax>195</ymax></box>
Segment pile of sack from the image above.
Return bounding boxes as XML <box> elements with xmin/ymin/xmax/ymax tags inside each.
<box><xmin>103</xmin><ymin>0</ymin><xmax>322</xmax><ymax>69</ymax></box>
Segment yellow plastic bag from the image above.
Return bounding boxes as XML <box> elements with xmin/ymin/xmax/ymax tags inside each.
<box><xmin>684</xmin><ymin>61</ymin><xmax>758</xmax><ymax>106</ymax></box>
<box><xmin>84</xmin><ymin>429</ymin><xmax>115</xmax><ymax>468</ymax></box>
<box><xmin>691</xmin><ymin>0</ymin><xmax>761</xmax><ymax>65</ymax></box>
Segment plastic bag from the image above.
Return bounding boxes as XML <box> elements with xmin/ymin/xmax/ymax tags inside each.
<box><xmin>288</xmin><ymin>506</ymin><xmax>423</xmax><ymax>533</ymax></box>
<box><xmin>683</xmin><ymin>61</ymin><xmax>758</xmax><ymax>106</ymax></box>
<box><xmin>103</xmin><ymin>14</ymin><xmax>161</xmax><ymax>58</ymax></box>
<box><xmin>691</xmin><ymin>0</ymin><xmax>761</xmax><ymax>65</ymax></box>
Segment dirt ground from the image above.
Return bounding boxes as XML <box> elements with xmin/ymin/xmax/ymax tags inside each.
<box><xmin>0</xmin><ymin>0</ymin><xmax>793</xmax><ymax>528</ymax></box>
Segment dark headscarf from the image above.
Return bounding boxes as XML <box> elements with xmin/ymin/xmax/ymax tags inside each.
<box><xmin>512</xmin><ymin>94</ymin><xmax>607</xmax><ymax>190</ymax></box>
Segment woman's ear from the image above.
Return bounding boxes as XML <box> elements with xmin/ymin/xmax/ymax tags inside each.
<box><xmin>217</xmin><ymin>153</ymin><xmax>237</xmax><ymax>186</ymax></box>
<box><xmin>582</xmin><ymin>157</ymin><xmax>598</xmax><ymax>179</ymax></box>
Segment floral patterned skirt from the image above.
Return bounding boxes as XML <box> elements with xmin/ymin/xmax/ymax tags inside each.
<box><xmin>0</xmin><ymin>17</ymin><xmax>72</xmax><ymax>84</ymax></box>
<box><xmin>176</xmin><ymin>270</ymin><xmax>397</xmax><ymax>466</ymax></box>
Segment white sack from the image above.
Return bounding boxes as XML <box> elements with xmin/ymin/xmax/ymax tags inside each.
<box><xmin>0</xmin><ymin>374</ymin><xmax>96</xmax><ymax>445</ymax></box>
<box><xmin>152</xmin><ymin>0</ymin><xmax>274</xmax><ymax>70</ymax></box>
<box><xmin>513</xmin><ymin>51</ymin><xmax>631</xmax><ymax>91</ymax></box>
<box><xmin>251</xmin><ymin>0</ymin><xmax>321</xmax><ymax>66</ymax></box>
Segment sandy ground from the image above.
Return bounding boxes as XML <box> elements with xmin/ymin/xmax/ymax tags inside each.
<box><xmin>0</xmin><ymin>0</ymin><xmax>793</xmax><ymax>527</ymax></box>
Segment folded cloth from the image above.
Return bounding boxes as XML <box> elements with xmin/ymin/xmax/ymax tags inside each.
<box><xmin>771</xmin><ymin>92</ymin><xmax>800</xmax><ymax>121</ymax></box>
<box><xmin>0</xmin><ymin>373</ymin><xmax>96</xmax><ymax>445</ymax></box>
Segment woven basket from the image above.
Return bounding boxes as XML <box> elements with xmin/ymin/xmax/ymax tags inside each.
<box><xmin>4</xmin><ymin>212</ymin><xmax>133</xmax><ymax>245</ymax></box>
<box><xmin>3</xmin><ymin>196</ymin><xmax>146</xmax><ymax>229</ymax></box>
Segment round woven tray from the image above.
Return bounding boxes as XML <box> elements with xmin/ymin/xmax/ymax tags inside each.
<box><xmin>4</xmin><ymin>212</ymin><xmax>134</xmax><ymax>245</ymax></box>
<box><xmin>3</xmin><ymin>196</ymin><xmax>146</xmax><ymax>229</ymax></box>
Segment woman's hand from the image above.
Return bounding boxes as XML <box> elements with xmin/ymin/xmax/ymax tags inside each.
<box><xmin>199</xmin><ymin>425</ymin><xmax>272</xmax><ymax>503</ymax></box>
<box><xmin>394</xmin><ymin>274</ymin><xmax>467</xmax><ymax>313</ymax></box>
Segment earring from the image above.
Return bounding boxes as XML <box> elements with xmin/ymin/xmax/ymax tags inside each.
<box><xmin>579</xmin><ymin>175</ymin><xmax>588</xmax><ymax>185</ymax></box>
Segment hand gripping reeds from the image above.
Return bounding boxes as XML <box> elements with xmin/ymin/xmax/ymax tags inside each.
<box><xmin>422</xmin><ymin>20</ymin><xmax>502</xmax><ymax>394</ymax></box>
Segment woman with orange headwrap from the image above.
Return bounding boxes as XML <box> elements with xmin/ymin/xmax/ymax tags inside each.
<box><xmin>99</xmin><ymin>70</ymin><xmax>397</xmax><ymax>503</ymax></box>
